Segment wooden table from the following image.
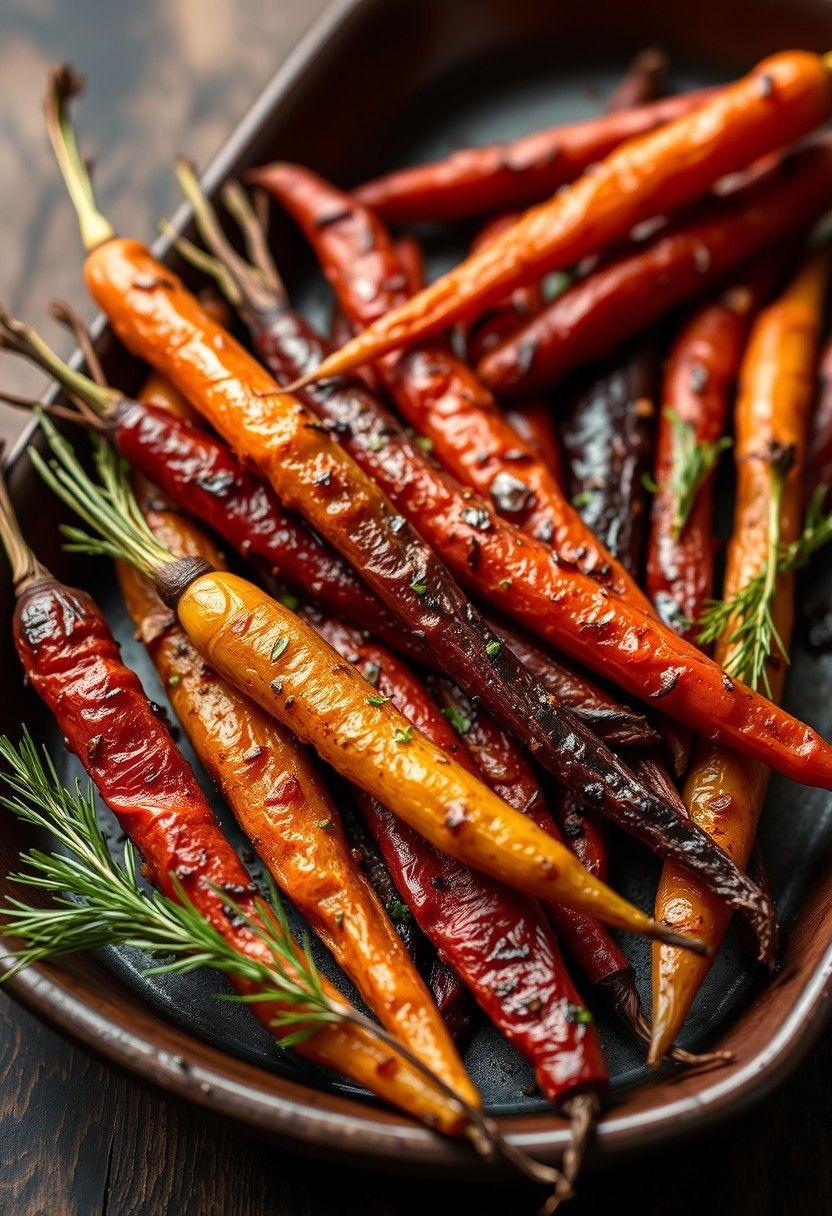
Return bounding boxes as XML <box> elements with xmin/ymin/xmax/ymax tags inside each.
<box><xmin>2</xmin><ymin>4</ymin><xmax>831</xmax><ymax>1213</ymax></box>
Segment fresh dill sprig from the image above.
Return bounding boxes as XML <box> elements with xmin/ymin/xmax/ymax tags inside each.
<box><xmin>697</xmin><ymin>457</ymin><xmax>832</xmax><ymax>694</ymax></box>
<box><xmin>664</xmin><ymin>409</ymin><xmax>732</xmax><ymax>541</ymax></box>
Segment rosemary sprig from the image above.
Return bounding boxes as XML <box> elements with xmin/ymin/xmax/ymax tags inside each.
<box><xmin>697</xmin><ymin>458</ymin><xmax>832</xmax><ymax>694</ymax></box>
<box><xmin>0</xmin><ymin>731</ymin><xmax>563</xmax><ymax>1193</ymax></box>
<box><xmin>664</xmin><ymin>409</ymin><xmax>732</xmax><ymax>541</ymax></box>
<box><xmin>0</xmin><ymin>731</ymin><xmax>336</xmax><ymax>1046</ymax></box>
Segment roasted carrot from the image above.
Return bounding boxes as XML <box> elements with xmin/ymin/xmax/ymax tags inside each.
<box><xmin>131</xmin><ymin>360</ymin><xmax>467</xmax><ymax>1032</ymax></box>
<box><xmin>30</xmin><ymin>414</ymin><xmax>702</xmax><ymax>955</ymax></box>
<box><xmin>306</xmin><ymin>613</ymin><xmax>607</xmax><ymax>1171</ymax></box>
<box><xmin>118</xmin><ymin>470</ymin><xmax>469</xmax><ymax>1091</ymax></box>
<box><xmin>562</xmin><ymin>343</ymin><xmax>659</xmax><ymax>582</ymax></box>
<box><xmin>139</xmin><ymin>188</ymin><xmax>782</xmax><ymax>927</ymax></box>
<box><xmin>429</xmin><ymin>678</ymin><xmax>648</xmax><ymax>1020</ymax></box>
<box><xmin>650</xmin><ymin>246</ymin><xmax>831</xmax><ymax>1063</ymax></box>
<box><xmin>45</xmin><ymin>78</ymin><xmax>702</xmax><ymax>879</ymax></box>
<box><xmin>646</xmin><ymin>272</ymin><xmax>776</xmax><ymax>639</ymax></box>
<box><xmin>260</xmin><ymin>162</ymin><xmax>688</xmax><ymax>769</ymax></box>
<box><xmin>0</xmin><ymin>472</ymin><xmax>469</xmax><ymax>1130</ymax></box>
<box><xmin>265</xmin><ymin>163</ymin><xmax>649</xmax><ymax>590</ymax></box>
<box><xmin>56</xmin><ymin>231</ymin><xmax>832</xmax><ymax>801</ymax></box>
<box><xmin>284</xmin><ymin>51</ymin><xmax>832</xmax><ymax>374</ymax></box>
<box><xmin>351</xmin><ymin>88</ymin><xmax>714</xmax><ymax>224</ymax></box>
<box><xmin>478</xmin><ymin>139</ymin><xmax>832</xmax><ymax>394</ymax></box>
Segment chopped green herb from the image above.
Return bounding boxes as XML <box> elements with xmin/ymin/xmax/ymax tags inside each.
<box><xmin>499</xmin><ymin>579</ymin><xmax>512</xmax><ymax>592</ymax></box>
<box><xmin>411</xmin><ymin>579</ymin><xmax>428</xmax><ymax>595</ymax></box>
<box><xmin>318</xmin><ymin>818</ymin><xmax>336</xmax><ymax>833</ymax></box>
<box><xmin>415</xmin><ymin>435</ymin><xmax>433</xmax><ymax>453</ymax></box>
<box><xmin>279</xmin><ymin>593</ymin><xmax>299</xmax><ymax>612</ymax></box>
<box><xmin>664</xmin><ymin>408</ymin><xmax>732</xmax><ymax>539</ymax></box>
<box><xmin>366</xmin><ymin>694</ymin><xmax>388</xmax><ymax>707</ymax></box>
<box><xmin>485</xmin><ymin>640</ymin><xmax>501</xmax><ymax>659</ymax></box>
<box><xmin>571</xmin><ymin>491</ymin><xmax>593</xmax><ymax>509</ymax></box>
<box><xmin>393</xmin><ymin>726</ymin><xmax>414</xmax><ymax>744</ymax></box>
<box><xmin>640</xmin><ymin>472</ymin><xmax>660</xmax><ymax>495</ymax></box>
<box><xmin>441</xmin><ymin>706</ymin><xmax>472</xmax><ymax>737</ymax></box>
<box><xmin>368</xmin><ymin>435</ymin><xmax>384</xmax><ymax>452</ymax></box>
<box><xmin>385</xmin><ymin>897</ymin><xmax>411</xmax><ymax>924</ymax></box>
<box><xmin>167</xmin><ymin>673</ymin><xmax>181</xmax><ymax>687</ymax></box>
<box><xmin>270</xmin><ymin>636</ymin><xmax>289</xmax><ymax>662</ymax></box>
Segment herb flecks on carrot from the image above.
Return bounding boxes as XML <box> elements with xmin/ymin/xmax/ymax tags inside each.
<box><xmin>276</xmin><ymin>50</ymin><xmax>832</xmax><ymax>377</ymax></box>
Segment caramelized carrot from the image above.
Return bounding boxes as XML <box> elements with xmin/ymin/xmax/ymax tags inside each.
<box><xmin>43</xmin><ymin>77</ymin><xmax>695</xmax><ymax>874</ymax></box>
<box><xmin>429</xmin><ymin>679</ymin><xmax>647</xmax><ymax>1014</ymax></box>
<box><xmin>30</xmin><ymin>413</ymin><xmax>700</xmax><ymax>954</ymax></box>
<box><xmin>0</xmin><ymin>475</ymin><xmax>467</xmax><ymax>1130</ymax></box>
<box><xmin>307</xmin><ymin>612</ymin><xmax>609</xmax><ymax>1108</ymax></box>
<box><xmin>283</xmin><ymin>51</ymin><xmax>832</xmax><ymax>373</ymax></box>
<box><xmin>646</xmin><ymin>271</ymin><xmax>775</xmax><ymax>639</ymax></box>
<box><xmin>266</xmin><ymin>163</ymin><xmax>647</xmax><ymax>591</ymax></box>
<box><xmin>478</xmin><ymin>140</ymin><xmax>832</xmax><ymax>394</ymax></box>
<box><xmin>118</xmin><ymin>474</ymin><xmax>470</xmax><ymax>1093</ymax></box>
<box><xmin>352</xmin><ymin>89</ymin><xmax>714</xmax><ymax>224</ymax></box>
<box><xmin>650</xmin><ymin>247</ymin><xmax>831</xmax><ymax>1062</ymax></box>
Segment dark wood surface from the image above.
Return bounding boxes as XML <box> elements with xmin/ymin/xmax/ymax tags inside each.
<box><xmin>3</xmin><ymin>989</ymin><xmax>832</xmax><ymax>1215</ymax></box>
<box><xmin>2</xmin><ymin>2</ymin><xmax>832</xmax><ymax>1212</ymax></box>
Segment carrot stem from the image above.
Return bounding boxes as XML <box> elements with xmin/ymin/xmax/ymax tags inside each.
<box><xmin>43</xmin><ymin>65</ymin><xmax>114</xmax><ymax>251</ymax></box>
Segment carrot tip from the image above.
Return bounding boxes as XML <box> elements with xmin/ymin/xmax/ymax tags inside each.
<box><xmin>653</xmin><ymin>923</ymin><xmax>711</xmax><ymax>957</ymax></box>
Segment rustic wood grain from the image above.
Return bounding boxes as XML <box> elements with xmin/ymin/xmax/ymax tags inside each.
<box><xmin>3</xmin><ymin>991</ymin><xmax>832</xmax><ymax>1216</ymax></box>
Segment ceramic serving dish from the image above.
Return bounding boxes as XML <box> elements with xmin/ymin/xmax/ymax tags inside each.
<box><xmin>3</xmin><ymin>0</ymin><xmax>832</xmax><ymax>1174</ymax></box>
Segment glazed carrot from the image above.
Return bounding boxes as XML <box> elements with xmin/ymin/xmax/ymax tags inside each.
<box><xmin>307</xmin><ymin>613</ymin><xmax>607</xmax><ymax>1150</ymax></box>
<box><xmin>0</xmin><ymin>476</ymin><xmax>467</xmax><ymax>1130</ymax></box>
<box><xmin>650</xmin><ymin>247</ymin><xmax>831</xmax><ymax>1063</ymax></box>
<box><xmin>262</xmin><ymin>163</ymin><xmax>687</xmax><ymax>767</ymax></box>
<box><xmin>282</xmin><ymin>51</ymin><xmax>832</xmax><ymax>375</ymax></box>
<box><xmin>351</xmin><ymin>88</ymin><xmax>714</xmax><ymax>224</ymax></box>
<box><xmin>646</xmin><ymin>272</ymin><xmax>775</xmax><ymax>639</ymax></box>
<box><xmin>0</xmin><ymin>318</ymin><xmax>656</xmax><ymax>763</ymax></box>
<box><xmin>464</xmin><ymin>47</ymin><xmax>667</xmax><ymax>372</ymax></box>
<box><xmin>808</xmin><ymin>334</ymin><xmax>832</xmax><ymax>501</ymax></box>
<box><xmin>30</xmin><ymin>416</ymin><xmax>701</xmax><ymax>954</ymax></box>
<box><xmin>265</xmin><ymin>163</ymin><xmax>664</xmax><ymax>606</ymax></box>
<box><xmin>562</xmin><ymin>343</ymin><xmax>659</xmax><ymax>581</ymax></box>
<box><xmin>478</xmin><ymin>139</ymin><xmax>832</xmax><ymax>394</ymax></box>
<box><xmin>429</xmin><ymin>679</ymin><xmax>644</xmax><ymax>1010</ymax></box>
<box><xmin>144</xmin><ymin>193</ymin><xmax>781</xmax><ymax>920</ymax></box>
<box><xmin>118</xmin><ymin>474</ymin><xmax>470</xmax><ymax>1092</ymax></box>
<box><xmin>65</xmin><ymin>232</ymin><xmax>832</xmax><ymax>801</ymax></box>
<box><xmin>45</xmin><ymin>80</ymin><xmax>692</xmax><ymax>870</ymax></box>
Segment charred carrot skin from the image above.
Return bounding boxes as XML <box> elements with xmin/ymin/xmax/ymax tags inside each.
<box><xmin>562</xmin><ymin>344</ymin><xmax>659</xmax><ymax>582</ymax></box>
<box><xmin>83</xmin><ymin>372</ymin><xmax>654</xmax><ymax>748</ymax></box>
<box><xmin>84</xmin><ymin>243</ymin><xmax>739</xmax><ymax>909</ymax></box>
<box><xmin>217</xmin><ymin>283</ymin><xmax>777</xmax><ymax>927</ymax></box>
<box><xmin>351</xmin><ymin>89</ymin><xmax>714</xmax><ymax>224</ymax></box>
<box><xmin>650</xmin><ymin>249</ymin><xmax>830</xmax><ymax>1061</ymax></box>
<box><xmin>10</xmin><ymin>570</ymin><xmax>465</xmax><ymax>1126</ymax></box>
<box><xmin>430</xmin><ymin>679</ymin><xmax>637</xmax><ymax>994</ymax></box>
<box><xmin>265</xmin><ymin>163</ymin><xmax>652</xmax><ymax>597</ymax></box>
<box><xmin>287</xmin><ymin>51</ymin><xmax>832</xmax><ymax>374</ymax></box>
<box><xmin>478</xmin><ymin>139</ymin><xmax>832</xmax><ymax>395</ymax></box>
<box><xmin>242</xmin><ymin>290</ymin><xmax>832</xmax><ymax>800</ymax></box>
<box><xmin>646</xmin><ymin>276</ymin><xmax>771</xmax><ymax>639</ymax></box>
<box><xmin>117</xmin><ymin>483</ymin><xmax>471</xmax><ymax>1094</ymax></box>
<box><xmin>109</xmin><ymin>398</ymin><xmax>426</xmax><ymax>660</ymax></box>
<box><xmin>308</xmin><ymin>612</ymin><xmax>608</xmax><ymax>1104</ymax></box>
